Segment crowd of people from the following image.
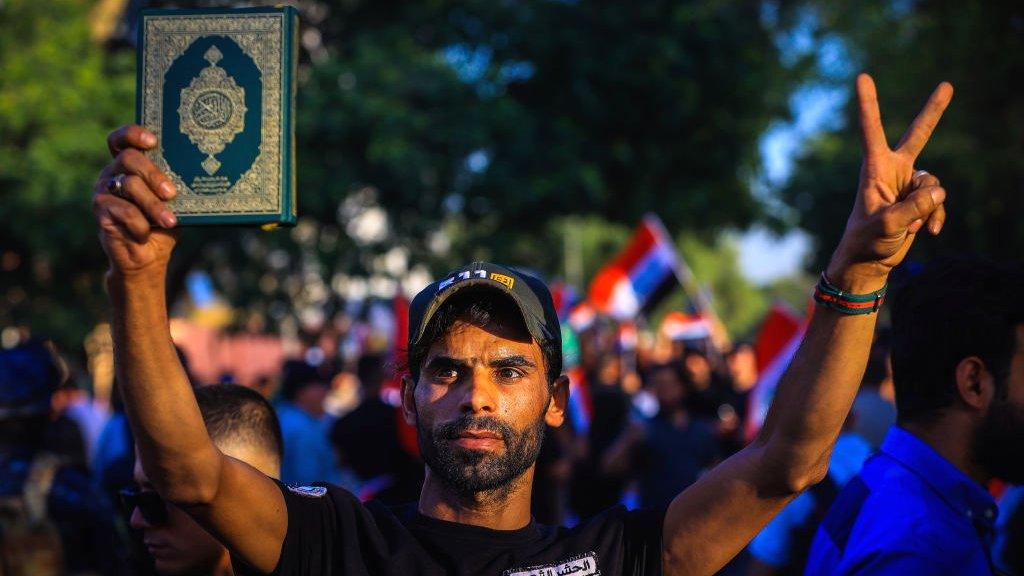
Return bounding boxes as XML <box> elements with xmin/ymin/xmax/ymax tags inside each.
<box><xmin>0</xmin><ymin>309</ymin><xmax>783</xmax><ymax>573</ymax></box>
<box><xmin>5</xmin><ymin>288</ymin><xmax>1023</xmax><ymax>575</ymax></box>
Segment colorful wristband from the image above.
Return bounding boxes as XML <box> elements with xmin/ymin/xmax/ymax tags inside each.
<box><xmin>813</xmin><ymin>273</ymin><xmax>887</xmax><ymax>315</ymax></box>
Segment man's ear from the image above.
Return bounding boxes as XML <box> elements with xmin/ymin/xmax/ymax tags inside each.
<box><xmin>401</xmin><ymin>373</ymin><xmax>418</xmax><ymax>426</ymax></box>
<box><xmin>954</xmin><ymin>356</ymin><xmax>996</xmax><ymax>412</ymax></box>
<box><xmin>545</xmin><ymin>374</ymin><xmax>570</xmax><ymax>427</ymax></box>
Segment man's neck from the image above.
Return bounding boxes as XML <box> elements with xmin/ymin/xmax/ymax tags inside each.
<box><xmin>902</xmin><ymin>419</ymin><xmax>990</xmax><ymax>486</ymax></box>
<box><xmin>417</xmin><ymin>467</ymin><xmax>535</xmax><ymax>530</ymax></box>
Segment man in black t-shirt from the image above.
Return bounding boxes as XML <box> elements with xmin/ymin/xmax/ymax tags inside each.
<box><xmin>91</xmin><ymin>73</ymin><xmax>953</xmax><ymax>575</ymax></box>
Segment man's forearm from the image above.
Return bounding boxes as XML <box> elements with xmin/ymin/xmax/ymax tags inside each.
<box><xmin>754</xmin><ymin>304</ymin><xmax>877</xmax><ymax>492</ymax></box>
<box><xmin>108</xmin><ymin>270</ymin><xmax>222</xmax><ymax>504</ymax></box>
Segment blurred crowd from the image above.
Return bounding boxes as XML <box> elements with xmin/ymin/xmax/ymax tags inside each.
<box><xmin>1</xmin><ymin>304</ymin><xmax>1021</xmax><ymax>575</ymax></box>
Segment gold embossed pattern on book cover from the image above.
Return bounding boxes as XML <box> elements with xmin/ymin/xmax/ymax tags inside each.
<box><xmin>141</xmin><ymin>14</ymin><xmax>283</xmax><ymax>216</ymax></box>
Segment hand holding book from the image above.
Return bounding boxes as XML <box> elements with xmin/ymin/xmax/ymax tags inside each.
<box><xmin>93</xmin><ymin>125</ymin><xmax>179</xmax><ymax>279</ymax></box>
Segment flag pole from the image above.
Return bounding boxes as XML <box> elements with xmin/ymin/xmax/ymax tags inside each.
<box><xmin>645</xmin><ymin>214</ymin><xmax>732</xmax><ymax>355</ymax></box>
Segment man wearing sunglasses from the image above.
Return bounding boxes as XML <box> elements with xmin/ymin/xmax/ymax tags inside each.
<box><xmin>92</xmin><ymin>74</ymin><xmax>953</xmax><ymax>575</ymax></box>
<box><xmin>121</xmin><ymin>384</ymin><xmax>282</xmax><ymax>576</ymax></box>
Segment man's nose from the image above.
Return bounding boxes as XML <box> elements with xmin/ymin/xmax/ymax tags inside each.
<box><xmin>459</xmin><ymin>368</ymin><xmax>497</xmax><ymax>414</ymax></box>
<box><xmin>129</xmin><ymin>505</ymin><xmax>150</xmax><ymax>530</ymax></box>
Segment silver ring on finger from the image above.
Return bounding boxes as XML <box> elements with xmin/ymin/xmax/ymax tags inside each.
<box><xmin>912</xmin><ymin>169</ymin><xmax>930</xmax><ymax>180</ymax></box>
<box><xmin>107</xmin><ymin>174</ymin><xmax>128</xmax><ymax>199</ymax></box>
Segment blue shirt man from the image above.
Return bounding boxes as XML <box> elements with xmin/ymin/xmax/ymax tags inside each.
<box><xmin>805</xmin><ymin>426</ymin><xmax>997</xmax><ymax>575</ymax></box>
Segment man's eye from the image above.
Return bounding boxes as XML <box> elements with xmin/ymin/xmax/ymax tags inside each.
<box><xmin>497</xmin><ymin>368</ymin><xmax>523</xmax><ymax>380</ymax></box>
<box><xmin>435</xmin><ymin>368</ymin><xmax>459</xmax><ymax>380</ymax></box>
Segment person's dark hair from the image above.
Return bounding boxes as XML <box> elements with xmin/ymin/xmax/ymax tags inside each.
<box><xmin>194</xmin><ymin>384</ymin><xmax>284</xmax><ymax>462</ymax></box>
<box><xmin>279</xmin><ymin>359</ymin><xmax>326</xmax><ymax>401</ymax></box>
<box><xmin>408</xmin><ymin>288</ymin><xmax>561</xmax><ymax>388</ymax></box>
<box><xmin>682</xmin><ymin>345</ymin><xmax>706</xmax><ymax>359</ymax></box>
<box><xmin>891</xmin><ymin>256</ymin><xmax>1024</xmax><ymax>424</ymax></box>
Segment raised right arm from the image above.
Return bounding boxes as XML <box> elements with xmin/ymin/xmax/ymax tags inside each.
<box><xmin>94</xmin><ymin>125</ymin><xmax>286</xmax><ymax>574</ymax></box>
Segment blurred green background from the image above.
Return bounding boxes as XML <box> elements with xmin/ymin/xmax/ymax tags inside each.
<box><xmin>1</xmin><ymin>0</ymin><xmax>1021</xmax><ymax>351</ymax></box>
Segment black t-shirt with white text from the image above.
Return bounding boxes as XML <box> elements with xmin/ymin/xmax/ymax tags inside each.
<box><xmin>261</xmin><ymin>481</ymin><xmax>663</xmax><ymax>576</ymax></box>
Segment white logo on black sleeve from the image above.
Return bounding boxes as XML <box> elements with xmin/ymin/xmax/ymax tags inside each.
<box><xmin>503</xmin><ymin>552</ymin><xmax>600</xmax><ymax>576</ymax></box>
<box><xmin>286</xmin><ymin>484</ymin><xmax>327</xmax><ymax>498</ymax></box>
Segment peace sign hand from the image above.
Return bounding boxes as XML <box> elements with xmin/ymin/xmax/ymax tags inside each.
<box><xmin>827</xmin><ymin>73</ymin><xmax>954</xmax><ymax>293</ymax></box>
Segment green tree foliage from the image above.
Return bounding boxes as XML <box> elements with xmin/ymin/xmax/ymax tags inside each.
<box><xmin>779</xmin><ymin>1</ymin><xmax>1024</xmax><ymax>269</ymax></box>
<box><xmin>254</xmin><ymin>0</ymin><xmax>808</xmax><ymax>288</ymax></box>
<box><xmin>0</xmin><ymin>0</ymin><xmax>135</xmax><ymax>345</ymax></box>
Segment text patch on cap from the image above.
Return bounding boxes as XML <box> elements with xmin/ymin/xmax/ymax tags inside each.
<box><xmin>490</xmin><ymin>273</ymin><xmax>515</xmax><ymax>290</ymax></box>
<box><xmin>437</xmin><ymin>269</ymin><xmax>493</xmax><ymax>292</ymax></box>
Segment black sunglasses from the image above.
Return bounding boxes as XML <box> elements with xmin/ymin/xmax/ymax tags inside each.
<box><xmin>119</xmin><ymin>487</ymin><xmax>168</xmax><ymax>525</ymax></box>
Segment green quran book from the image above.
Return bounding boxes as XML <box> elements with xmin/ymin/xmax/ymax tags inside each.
<box><xmin>137</xmin><ymin>6</ymin><xmax>298</xmax><ymax>227</ymax></box>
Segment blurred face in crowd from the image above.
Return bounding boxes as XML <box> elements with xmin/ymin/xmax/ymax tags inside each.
<box><xmin>295</xmin><ymin>381</ymin><xmax>329</xmax><ymax>417</ymax></box>
<box><xmin>651</xmin><ymin>365</ymin><xmax>687</xmax><ymax>412</ymax></box>
<box><xmin>129</xmin><ymin>444</ymin><xmax>279</xmax><ymax>575</ymax></box>
<box><xmin>973</xmin><ymin>325</ymin><xmax>1024</xmax><ymax>482</ymax></box>
<box><xmin>684</xmin><ymin>351</ymin><xmax>712</xmax><ymax>390</ymax></box>
<box><xmin>596</xmin><ymin>355</ymin><xmax>621</xmax><ymax>387</ymax></box>
<box><xmin>406</xmin><ymin>304</ymin><xmax>565</xmax><ymax>497</ymax></box>
<box><xmin>727</xmin><ymin>343</ymin><xmax>759</xmax><ymax>392</ymax></box>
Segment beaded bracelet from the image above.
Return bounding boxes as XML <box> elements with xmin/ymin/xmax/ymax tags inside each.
<box><xmin>812</xmin><ymin>273</ymin><xmax>887</xmax><ymax>315</ymax></box>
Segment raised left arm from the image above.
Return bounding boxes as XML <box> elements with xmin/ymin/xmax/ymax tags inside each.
<box><xmin>659</xmin><ymin>74</ymin><xmax>954</xmax><ymax>575</ymax></box>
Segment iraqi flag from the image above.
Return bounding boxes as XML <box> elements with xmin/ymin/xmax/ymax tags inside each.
<box><xmin>660</xmin><ymin>311</ymin><xmax>713</xmax><ymax>342</ymax></box>
<box><xmin>744</xmin><ymin>301</ymin><xmax>806</xmax><ymax>441</ymax></box>
<box><xmin>588</xmin><ymin>215</ymin><xmax>680</xmax><ymax>320</ymax></box>
<box><xmin>550</xmin><ymin>282</ymin><xmax>580</xmax><ymax>322</ymax></box>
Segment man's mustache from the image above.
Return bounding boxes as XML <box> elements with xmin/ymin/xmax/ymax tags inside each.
<box><xmin>435</xmin><ymin>415</ymin><xmax>513</xmax><ymax>444</ymax></box>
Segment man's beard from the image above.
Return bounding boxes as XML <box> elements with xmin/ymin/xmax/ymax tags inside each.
<box><xmin>417</xmin><ymin>411</ymin><xmax>546</xmax><ymax>497</ymax></box>
<box><xmin>973</xmin><ymin>399</ymin><xmax>1024</xmax><ymax>483</ymax></box>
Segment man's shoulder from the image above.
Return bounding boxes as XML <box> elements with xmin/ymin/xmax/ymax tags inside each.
<box><xmin>828</xmin><ymin>459</ymin><xmax>961</xmax><ymax>534</ymax></box>
<box><xmin>856</xmin><ymin>454</ymin><xmax>967</xmax><ymax>528</ymax></box>
<box><xmin>813</xmin><ymin>465</ymin><xmax>978</xmax><ymax>573</ymax></box>
<box><xmin>851</xmin><ymin>488</ymin><xmax>966</xmax><ymax>544</ymax></box>
<box><xmin>520</xmin><ymin>507</ymin><xmax>665</xmax><ymax>576</ymax></box>
<box><xmin>278</xmin><ymin>479</ymin><xmax>362</xmax><ymax>504</ymax></box>
<box><xmin>568</xmin><ymin>505</ymin><xmax>665</xmax><ymax>547</ymax></box>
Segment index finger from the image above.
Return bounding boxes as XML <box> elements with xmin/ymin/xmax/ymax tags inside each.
<box><xmin>106</xmin><ymin>125</ymin><xmax>157</xmax><ymax>157</ymax></box>
<box><xmin>895</xmin><ymin>82</ymin><xmax>953</xmax><ymax>159</ymax></box>
<box><xmin>856</xmin><ymin>73</ymin><xmax>889</xmax><ymax>156</ymax></box>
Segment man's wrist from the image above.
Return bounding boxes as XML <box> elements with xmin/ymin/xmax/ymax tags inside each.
<box><xmin>825</xmin><ymin>258</ymin><xmax>889</xmax><ymax>295</ymax></box>
<box><xmin>106</xmin><ymin>266</ymin><xmax>168</xmax><ymax>295</ymax></box>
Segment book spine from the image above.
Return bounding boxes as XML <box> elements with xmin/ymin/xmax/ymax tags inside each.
<box><xmin>282</xmin><ymin>6</ymin><xmax>298</xmax><ymax>225</ymax></box>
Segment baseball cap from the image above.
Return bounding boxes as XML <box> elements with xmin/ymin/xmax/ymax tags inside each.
<box><xmin>408</xmin><ymin>262</ymin><xmax>563</xmax><ymax>376</ymax></box>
